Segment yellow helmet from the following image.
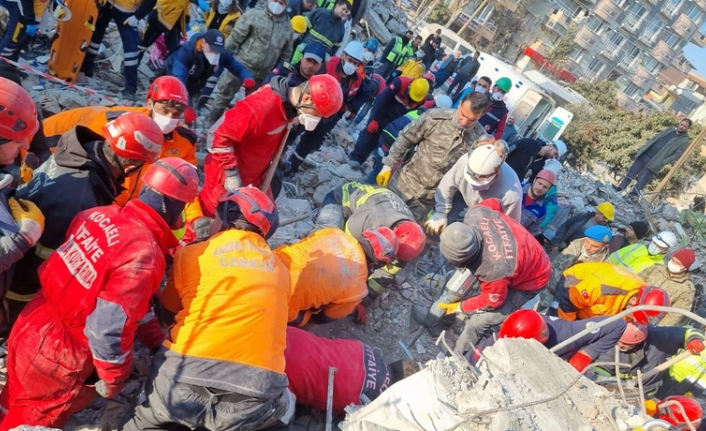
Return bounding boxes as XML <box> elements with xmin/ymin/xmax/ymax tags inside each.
<box><xmin>291</xmin><ymin>15</ymin><xmax>307</xmax><ymax>34</ymax></box>
<box><xmin>596</xmin><ymin>202</ymin><xmax>615</xmax><ymax>221</ymax></box>
<box><xmin>409</xmin><ymin>78</ymin><xmax>429</xmax><ymax>102</ymax></box>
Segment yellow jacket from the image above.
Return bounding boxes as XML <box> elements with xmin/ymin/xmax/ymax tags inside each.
<box><xmin>559</xmin><ymin>262</ymin><xmax>645</xmax><ymax>321</ymax></box>
<box><xmin>205</xmin><ymin>10</ymin><xmax>241</xmax><ymax>38</ymax></box>
<box><xmin>153</xmin><ymin>0</ymin><xmax>190</xmax><ymax>32</ymax></box>
<box><xmin>397</xmin><ymin>59</ymin><xmax>425</xmax><ymax>79</ymax></box>
<box><xmin>275</xmin><ymin>228</ymin><xmax>368</xmax><ymax>327</ymax></box>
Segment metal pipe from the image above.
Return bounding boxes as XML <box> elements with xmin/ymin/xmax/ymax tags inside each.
<box><xmin>325</xmin><ymin>367</ymin><xmax>337</xmax><ymax>431</ymax></box>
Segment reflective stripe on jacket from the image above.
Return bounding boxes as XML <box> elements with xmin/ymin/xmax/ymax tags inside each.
<box><xmin>385</xmin><ymin>36</ymin><xmax>413</xmax><ymax>67</ymax></box>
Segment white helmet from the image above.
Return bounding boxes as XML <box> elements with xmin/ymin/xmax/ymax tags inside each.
<box><xmin>464</xmin><ymin>142</ymin><xmax>506</xmax><ymax>186</ymax></box>
<box><xmin>653</xmin><ymin>231</ymin><xmax>678</xmax><ymax>248</ymax></box>
<box><xmin>544</xmin><ymin>158</ymin><xmax>562</xmax><ymax>175</ymax></box>
<box><xmin>343</xmin><ymin>41</ymin><xmax>365</xmax><ymax>62</ymax></box>
<box><xmin>435</xmin><ymin>94</ymin><xmax>453</xmax><ymax>108</ymax></box>
<box><xmin>552</xmin><ymin>140</ymin><xmax>567</xmax><ymax>159</ymax></box>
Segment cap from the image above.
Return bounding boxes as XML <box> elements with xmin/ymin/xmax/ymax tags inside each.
<box><xmin>629</xmin><ymin>221</ymin><xmax>649</xmax><ymax>240</ymax></box>
<box><xmin>584</xmin><ymin>225</ymin><xmax>612</xmax><ymax>243</ymax></box>
<box><xmin>203</xmin><ymin>29</ymin><xmax>227</xmax><ymax>54</ymax></box>
<box><xmin>673</xmin><ymin>248</ymin><xmax>696</xmax><ymax>270</ymax></box>
<box><xmin>439</xmin><ymin>222</ymin><xmax>482</xmax><ymax>266</ymax></box>
<box><xmin>303</xmin><ymin>42</ymin><xmax>326</xmax><ymax>63</ymax></box>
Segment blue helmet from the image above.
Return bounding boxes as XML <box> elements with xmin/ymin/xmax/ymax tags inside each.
<box><xmin>364</xmin><ymin>38</ymin><xmax>380</xmax><ymax>53</ymax></box>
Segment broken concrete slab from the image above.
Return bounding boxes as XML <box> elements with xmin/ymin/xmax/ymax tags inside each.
<box><xmin>364</xmin><ymin>9</ymin><xmax>392</xmax><ymax>45</ymax></box>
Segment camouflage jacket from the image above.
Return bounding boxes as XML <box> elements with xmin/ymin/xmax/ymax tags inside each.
<box><xmin>640</xmin><ymin>264</ymin><xmax>695</xmax><ymax>327</ymax></box>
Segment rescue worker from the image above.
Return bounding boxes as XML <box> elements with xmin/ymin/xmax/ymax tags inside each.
<box><xmin>593</xmin><ymin>322</ymin><xmax>706</xmax><ymax>395</ymax></box>
<box><xmin>479</xmin><ymin>77</ymin><xmax>511</xmax><ymax>140</ymax></box>
<box><xmin>289</xmin><ymin>0</ymin><xmax>348</xmax><ymax>63</ymax></box>
<box><xmin>276</xmin><ymin>226</ymin><xmax>398</xmax><ymax>326</ymax></box>
<box><xmin>427</xmin><ymin>138</ymin><xmax>522</xmax><ymax>235</ymax></box>
<box><xmin>433</xmin><ymin>50</ymin><xmax>460</xmax><ymax>89</ymax></box>
<box><xmin>471</xmin><ymin>309</ymin><xmax>628</xmax><ymax>373</ymax></box>
<box><xmin>265</xmin><ymin>41</ymin><xmax>325</xmax><ymax>86</ymax></box>
<box><xmin>608</xmin><ymin>220</ymin><xmax>649</xmax><ymax>254</ymax></box>
<box><xmin>162</xmin><ymin>29</ymin><xmax>255</xmax><ymax>126</ymax></box>
<box><xmin>285</xmin><ymin>327</ymin><xmax>419</xmax><ymax>413</ymax></box>
<box><xmin>554</xmin><ymin>262</ymin><xmax>669</xmax><ymax>322</ymax></box>
<box><xmin>290</xmin><ymin>14</ymin><xmax>307</xmax><ymax>47</ymax></box>
<box><xmin>362</xmin><ymin>38</ymin><xmax>379</xmax><ymax>74</ymax></box>
<box><xmin>123</xmin><ymin>187</ymin><xmax>295</xmax><ymax>430</ymax></box>
<box><xmin>206</xmin><ymin>0</ymin><xmax>244</xmax><ymax>37</ymax></box>
<box><xmin>132</xmin><ymin>0</ymin><xmax>199</xmax><ymax>64</ymax></box>
<box><xmin>286</xmin><ymin>0</ymin><xmax>316</xmax><ymax>16</ymax></box>
<box><xmin>285</xmin><ymin>40</ymin><xmax>367</xmax><ymax>174</ymax></box>
<box><xmin>348</xmin><ymin>77</ymin><xmax>429</xmax><ymax>171</ymax></box>
<box><xmin>434</xmin><ymin>198</ymin><xmax>552</xmax><ymax>355</ymax></box>
<box><xmin>520</xmin><ymin>169</ymin><xmax>558</xmax><ymax>235</ymax></box>
<box><xmin>505</xmin><ymin>138</ymin><xmax>567</xmax><ymax>182</ymax></box>
<box><xmin>640</xmin><ymin>248</ymin><xmax>696</xmax><ymax>327</ymax></box>
<box><xmin>9</xmin><ymin>113</ymin><xmax>163</xmax><ymax>324</ymax></box>
<box><xmin>552</xmin><ymin>201</ymin><xmax>615</xmax><ymax>251</ymax></box>
<box><xmin>660</xmin><ymin>353</ymin><xmax>706</xmax><ymax>399</ymax></box>
<box><xmin>0</xmin><ymin>159</ymin><xmax>199</xmax><ymax>428</ymax></box>
<box><xmin>0</xmin><ymin>78</ymin><xmax>44</xmax><ymax>339</ymax></box>
<box><xmin>610</xmin><ymin>231</ymin><xmax>678</xmax><ymax>274</ymax></box>
<box><xmin>200</xmin><ymin>74</ymin><xmax>343</xmax><ymax>217</ymax></box>
<box><xmin>375</xmin><ymin>92</ymin><xmax>488</xmax><ymax>222</ymax></box>
<box><xmin>0</xmin><ymin>0</ymin><xmax>50</xmax><ymax>60</ymax></box>
<box><xmin>379</xmin><ymin>30</ymin><xmax>415</xmax><ymax>79</ymax></box>
<box><xmin>208</xmin><ymin>0</ymin><xmax>293</xmax><ymax>122</ymax></box>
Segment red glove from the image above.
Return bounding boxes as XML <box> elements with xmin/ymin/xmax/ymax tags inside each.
<box><xmin>568</xmin><ymin>351</ymin><xmax>593</xmax><ymax>372</ymax></box>
<box><xmin>95</xmin><ymin>379</ymin><xmax>125</xmax><ymax>398</ymax></box>
<box><xmin>184</xmin><ymin>107</ymin><xmax>197</xmax><ymax>126</ymax></box>
<box><xmin>366</xmin><ymin>120</ymin><xmax>379</xmax><ymax>133</ymax></box>
<box><xmin>242</xmin><ymin>78</ymin><xmax>256</xmax><ymax>89</ymax></box>
<box><xmin>352</xmin><ymin>303</ymin><xmax>366</xmax><ymax>324</ymax></box>
<box><xmin>686</xmin><ymin>335</ymin><xmax>705</xmax><ymax>355</ymax></box>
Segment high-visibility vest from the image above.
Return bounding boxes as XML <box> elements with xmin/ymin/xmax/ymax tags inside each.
<box><xmin>317</xmin><ymin>0</ymin><xmax>335</xmax><ymax>9</ymax></box>
<box><xmin>386</xmin><ymin>36</ymin><xmax>413</xmax><ymax>67</ymax></box>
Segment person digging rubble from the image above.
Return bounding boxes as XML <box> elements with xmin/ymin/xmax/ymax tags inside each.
<box><xmin>553</xmin><ymin>262</ymin><xmax>669</xmax><ymax>322</ymax></box>
<box><xmin>608</xmin><ymin>220</ymin><xmax>649</xmax><ymax>254</ymax></box>
<box><xmin>207</xmin><ymin>0</ymin><xmax>294</xmax><ymax>123</ymax></box>
<box><xmin>284</xmin><ymin>327</ymin><xmax>420</xmax><ymax>414</ymax></box>
<box><xmin>478</xmin><ymin>77</ymin><xmax>512</xmax><ymax>140</ymax></box>
<box><xmin>123</xmin><ymin>187</ymin><xmax>296</xmax><ymax>430</ymax></box>
<box><xmin>374</xmin><ymin>91</ymin><xmax>488</xmax><ymax>222</ymax></box>
<box><xmin>0</xmin><ymin>0</ymin><xmax>51</xmax><ymax>60</ymax></box>
<box><xmin>520</xmin><ymin>168</ymin><xmax>558</xmax><ymax>236</ymax></box>
<box><xmin>200</xmin><ymin>73</ymin><xmax>343</xmax><ymax>217</ymax></box>
<box><xmin>290</xmin><ymin>0</ymin><xmax>349</xmax><ymax>62</ymax></box>
<box><xmin>505</xmin><ymin>137</ymin><xmax>567</xmax><ymax>182</ymax></box>
<box><xmin>593</xmin><ymin>322</ymin><xmax>706</xmax><ymax>396</ymax></box>
<box><xmin>640</xmin><ymin>248</ymin><xmax>697</xmax><ymax>327</ymax></box>
<box><xmin>470</xmin><ymin>309</ymin><xmax>628</xmax><ymax>373</ymax></box>
<box><xmin>284</xmin><ymin>40</ymin><xmax>368</xmax><ymax>174</ymax></box>
<box><xmin>276</xmin><ymin>226</ymin><xmax>398</xmax><ymax>326</ymax></box>
<box><xmin>8</xmin><ymin>113</ymin><xmax>163</xmax><ymax>327</ymax></box>
<box><xmin>426</xmin><ymin>138</ymin><xmax>522</xmax><ymax>236</ymax></box>
<box><xmin>348</xmin><ymin>76</ymin><xmax>429</xmax><ymax>171</ymax></box>
<box><xmin>316</xmin><ymin>181</ymin><xmax>425</xmax><ymax>322</ymax></box>
<box><xmin>610</xmin><ymin>230</ymin><xmax>678</xmax><ymax>274</ymax></box>
<box><xmin>430</xmin><ymin>198</ymin><xmax>551</xmax><ymax>355</ymax></box>
<box><xmin>0</xmin><ymin>158</ymin><xmax>199</xmax><ymax>428</ymax></box>
<box><xmin>263</xmin><ymin>41</ymin><xmax>326</xmax><ymax>87</ymax></box>
<box><xmin>552</xmin><ymin>201</ymin><xmax>615</xmax><ymax>251</ymax></box>
<box><xmin>161</xmin><ymin>29</ymin><xmax>254</xmax><ymax>127</ymax></box>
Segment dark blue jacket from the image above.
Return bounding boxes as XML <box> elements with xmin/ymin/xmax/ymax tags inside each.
<box><xmin>301</xmin><ymin>8</ymin><xmax>345</xmax><ymax>55</ymax></box>
<box><xmin>286</xmin><ymin>0</ymin><xmax>307</xmax><ymax>16</ymax></box>
<box><xmin>505</xmin><ymin>137</ymin><xmax>544</xmax><ymax>181</ymax></box>
<box><xmin>164</xmin><ymin>33</ymin><xmax>253</xmax><ymax>105</ymax></box>
<box><xmin>478</xmin><ymin>101</ymin><xmax>508</xmax><ymax>139</ymax></box>
<box><xmin>379</xmin><ymin>109</ymin><xmax>420</xmax><ymax>153</ymax></box>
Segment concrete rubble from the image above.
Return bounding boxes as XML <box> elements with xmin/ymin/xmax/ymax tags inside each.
<box><xmin>363</xmin><ymin>0</ymin><xmax>410</xmax><ymax>44</ymax></box>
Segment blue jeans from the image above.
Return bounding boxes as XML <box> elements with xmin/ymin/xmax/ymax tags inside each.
<box><xmin>0</xmin><ymin>0</ymin><xmax>33</xmax><ymax>61</ymax></box>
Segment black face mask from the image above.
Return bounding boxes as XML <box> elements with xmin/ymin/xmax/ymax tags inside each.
<box><xmin>138</xmin><ymin>186</ymin><xmax>186</xmax><ymax>227</ymax></box>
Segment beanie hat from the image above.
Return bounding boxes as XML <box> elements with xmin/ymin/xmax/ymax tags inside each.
<box><xmin>440</xmin><ymin>222</ymin><xmax>482</xmax><ymax>266</ymax></box>
<box><xmin>629</xmin><ymin>221</ymin><xmax>649</xmax><ymax>240</ymax></box>
<box><xmin>584</xmin><ymin>225</ymin><xmax>612</xmax><ymax>243</ymax></box>
<box><xmin>673</xmin><ymin>248</ymin><xmax>696</xmax><ymax>271</ymax></box>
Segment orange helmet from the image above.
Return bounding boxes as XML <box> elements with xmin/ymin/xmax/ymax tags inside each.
<box><xmin>103</xmin><ymin>113</ymin><xmax>163</xmax><ymax>163</ymax></box>
<box><xmin>658</xmin><ymin>396</ymin><xmax>703</xmax><ymax>430</ymax></box>
<box><xmin>498</xmin><ymin>309</ymin><xmax>549</xmax><ymax>344</ymax></box>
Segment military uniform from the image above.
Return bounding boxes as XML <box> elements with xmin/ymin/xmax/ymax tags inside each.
<box><xmin>640</xmin><ymin>264</ymin><xmax>695</xmax><ymax>327</ymax></box>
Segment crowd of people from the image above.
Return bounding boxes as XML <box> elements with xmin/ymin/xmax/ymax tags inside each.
<box><xmin>0</xmin><ymin>0</ymin><xmax>700</xmax><ymax>428</ymax></box>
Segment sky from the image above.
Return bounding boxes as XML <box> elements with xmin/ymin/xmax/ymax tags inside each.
<box><xmin>684</xmin><ymin>43</ymin><xmax>706</xmax><ymax>76</ymax></box>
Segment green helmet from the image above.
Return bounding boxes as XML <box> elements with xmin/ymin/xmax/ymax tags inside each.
<box><xmin>496</xmin><ymin>77</ymin><xmax>512</xmax><ymax>93</ymax></box>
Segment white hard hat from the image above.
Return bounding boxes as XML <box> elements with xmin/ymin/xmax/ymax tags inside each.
<box><xmin>552</xmin><ymin>140</ymin><xmax>567</xmax><ymax>159</ymax></box>
<box><xmin>543</xmin><ymin>158</ymin><xmax>562</xmax><ymax>175</ymax></box>
<box><xmin>653</xmin><ymin>231</ymin><xmax>678</xmax><ymax>248</ymax></box>
<box><xmin>464</xmin><ymin>142</ymin><xmax>505</xmax><ymax>186</ymax></box>
<box><xmin>343</xmin><ymin>41</ymin><xmax>365</xmax><ymax>62</ymax></box>
<box><xmin>435</xmin><ymin>94</ymin><xmax>453</xmax><ymax>108</ymax></box>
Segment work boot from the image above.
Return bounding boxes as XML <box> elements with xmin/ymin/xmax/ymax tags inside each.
<box><xmin>411</xmin><ymin>304</ymin><xmax>453</xmax><ymax>338</ymax></box>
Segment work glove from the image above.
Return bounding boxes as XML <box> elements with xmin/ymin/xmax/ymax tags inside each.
<box><xmin>376</xmin><ymin>165</ymin><xmax>392</xmax><ymax>187</ymax></box>
<box><xmin>242</xmin><ymin>78</ymin><xmax>255</xmax><ymax>90</ymax></box>
<box><xmin>198</xmin><ymin>0</ymin><xmax>210</xmax><ymax>11</ymax></box>
<box><xmin>25</xmin><ymin>24</ymin><xmax>37</xmax><ymax>37</ymax></box>
<box><xmin>223</xmin><ymin>169</ymin><xmax>242</xmax><ymax>192</ymax></box>
<box><xmin>438</xmin><ymin>302</ymin><xmax>461</xmax><ymax>315</ymax></box>
<box><xmin>568</xmin><ymin>351</ymin><xmax>592</xmax><ymax>372</ymax></box>
<box><xmin>123</xmin><ymin>15</ymin><xmax>139</xmax><ymax>27</ymax></box>
<box><xmin>184</xmin><ymin>107</ymin><xmax>197</xmax><ymax>126</ymax></box>
<box><xmin>424</xmin><ymin>212</ymin><xmax>447</xmax><ymax>236</ymax></box>
<box><xmin>686</xmin><ymin>332</ymin><xmax>705</xmax><ymax>355</ymax></box>
<box><xmin>352</xmin><ymin>303</ymin><xmax>366</xmax><ymax>324</ymax></box>
<box><xmin>95</xmin><ymin>379</ymin><xmax>125</xmax><ymax>398</ymax></box>
<box><xmin>9</xmin><ymin>198</ymin><xmax>44</xmax><ymax>246</ymax></box>
<box><xmin>366</xmin><ymin>120</ymin><xmax>379</xmax><ymax>134</ymax></box>
<box><xmin>20</xmin><ymin>153</ymin><xmax>39</xmax><ymax>184</ymax></box>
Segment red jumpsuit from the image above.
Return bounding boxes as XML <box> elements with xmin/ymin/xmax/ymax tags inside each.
<box><xmin>200</xmin><ymin>84</ymin><xmax>293</xmax><ymax>217</ymax></box>
<box><xmin>0</xmin><ymin>200</ymin><xmax>177</xmax><ymax>429</ymax></box>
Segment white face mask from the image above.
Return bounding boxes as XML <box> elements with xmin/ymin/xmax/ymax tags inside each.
<box><xmin>667</xmin><ymin>260</ymin><xmax>686</xmax><ymax>274</ymax></box>
<box><xmin>268</xmin><ymin>1</ymin><xmax>285</xmax><ymax>15</ymax></box>
<box><xmin>342</xmin><ymin>61</ymin><xmax>357</xmax><ymax>75</ymax></box>
<box><xmin>218</xmin><ymin>0</ymin><xmax>232</xmax><ymax>13</ymax></box>
<box><xmin>491</xmin><ymin>91</ymin><xmax>503</xmax><ymax>101</ymax></box>
<box><xmin>152</xmin><ymin>111</ymin><xmax>180</xmax><ymax>134</ymax></box>
<box><xmin>647</xmin><ymin>242</ymin><xmax>664</xmax><ymax>256</ymax></box>
<box><xmin>363</xmin><ymin>51</ymin><xmax>374</xmax><ymax>62</ymax></box>
<box><xmin>474</xmin><ymin>87</ymin><xmax>486</xmax><ymax>94</ymax></box>
<box><xmin>298</xmin><ymin>113</ymin><xmax>321</xmax><ymax>131</ymax></box>
<box><xmin>204</xmin><ymin>51</ymin><xmax>220</xmax><ymax>65</ymax></box>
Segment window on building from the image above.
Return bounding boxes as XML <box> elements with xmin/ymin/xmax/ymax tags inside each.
<box><xmin>623</xmin><ymin>3</ymin><xmax>647</xmax><ymax>30</ymax></box>
<box><xmin>624</xmin><ymin>83</ymin><xmax>641</xmax><ymax>97</ymax></box>
<box><xmin>588</xmin><ymin>58</ymin><xmax>605</xmax><ymax>73</ymax></box>
<box><xmin>569</xmin><ymin>47</ymin><xmax>583</xmax><ymax>62</ymax></box>
<box><xmin>610</xmin><ymin>0</ymin><xmax>626</xmax><ymax>7</ymax></box>
<box><xmin>644</xmin><ymin>57</ymin><xmax>662</xmax><ymax>74</ymax></box>
<box><xmin>641</xmin><ymin>17</ymin><xmax>666</xmax><ymax>44</ymax></box>
<box><xmin>685</xmin><ymin>3</ymin><xmax>702</xmax><ymax>23</ymax></box>
<box><xmin>664</xmin><ymin>32</ymin><xmax>681</xmax><ymax>47</ymax></box>
<box><xmin>663</xmin><ymin>0</ymin><xmax>683</xmax><ymax>16</ymax></box>
<box><xmin>475</xmin><ymin>4</ymin><xmax>495</xmax><ymax>23</ymax></box>
<box><xmin>586</xmin><ymin>17</ymin><xmax>603</xmax><ymax>32</ymax></box>
<box><xmin>608</xmin><ymin>31</ymin><xmax>626</xmax><ymax>46</ymax></box>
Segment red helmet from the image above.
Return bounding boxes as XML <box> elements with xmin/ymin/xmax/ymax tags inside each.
<box><xmin>423</xmin><ymin>72</ymin><xmax>435</xmax><ymax>84</ymax></box>
<box><xmin>392</xmin><ymin>220</ymin><xmax>425</xmax><ymax>261</ymax></box>
<box><xmin>498</xmin><ymin>309</ymin><xmax>549</xmax><ymax>344</ymax></box>
<box><xmin>0</xmin><ymin>78</ymin><xmax>39</xmax><ymax>142</ymax></box>
<box><xmin>658</xmin><ymin>396</ymin><xmax>703</xmax><ymax>430</ymax></box>
<box><xmin>632</xmin><ymin>285</ymin><xmax>670</xmax><ymax>325</ymax></box>
<box><xmin>372</xmin><ymin>74</ymin><xmax>385</xmax><ymax>95</ymax></box>
<box><xmin>103</xmin><ymin>113</ymin><xmax>163</xmax><ymax>163</ymax></box>
<box><xmin>217</xmin><ymin>187</ymin><xmax>278</xmax><ymax>239</ymax></box>
<box><xmin>308</xmin><ymin>74</ymin><xmax>344</xmax><ymax>118</ymax></box>
<box><xmin>142</xmin><ymin>157</ymin><xmax>199</xmax><ymax>203</ymax></box>
<box><xmin>619</xmin><ymin>322</ymin><xmax>648</xmax><ymax>345</ymax></box>
<box><xmin>360</xmin><ymin>227</ymin><xmax>399</xmax><ymax>265</ymax></box>
<box><xmin>146</xmin><ymin>76</ymin><xmax>189</xmax><ymax>106</ymax></box>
